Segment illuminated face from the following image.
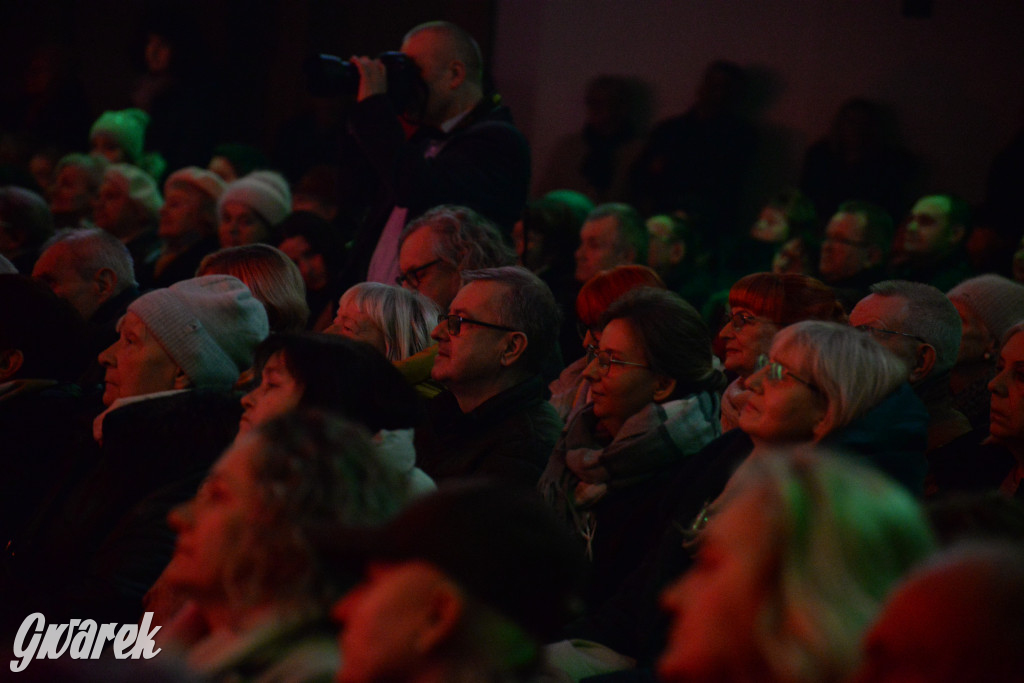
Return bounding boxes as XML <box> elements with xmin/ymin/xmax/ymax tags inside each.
<box><xmin>397</xmin><ymin>226</ymin><xmax>461</xmax><ymax>311</ymax></box>
<box><xmin>658</xmin><ymin>489</ymin><xmax>774</xmax><ymax>682</ymax></box>
<box><xmin>718</xmin><ymin>306</ymin><xmax>779</xmax><ymax>376</ymax></box>
<box><xmin>239</xmin><ymin>351</ymin><xmax>303</xmax><ymax>434</ymax></box>
<box><xmin>50</xmin><ymin>165</ymin><xmax>94</xmax><ymax>216</ymax></box>
<box><xmin>92</xmin><ymin>178</ymin><xmax>138</xmax><ymax>237</ymax></box>
<box><xmin>98</xmin><ymin>311</ymin><xmax>182</xmax><ymax>406</ymax></box>
<box><xmin>163</xmin><ymin>433</ymin><xmax>264</xmax><ymax>603</ymax></box>
<box><xmin>328</xmin><ymin>298</ymin><xmax>388</xmax><ymax>356</ymax></box>
<box><xmin>159</xmin><ymin>184</ymin><xmax>209</xmax><ymax>241</ymax></box>
<box><xmin>987</xmin><ymin>332</ymin><xmax>1024</xmax><ymax>447</ymax></box>
<box><xmin>575</xmin><ymin>215</ymin><xmax>628</xmax><ymax>283</ymax></box>
<box><xmin>583</xmin><ymin>318</ymin><xmax>661</xmax><ymax>438</ymax></box>
<box><xmin>219</xmin><ymin>201</ymin><xmax>270</xmax><ymax>248</ymax></box>
<box><xmin>332</xmin><ymin>561</ymin><xmax>451</xmax><ymax>683</ymax></box>
<box><xmin>430</xmin><ymin>279</ymin><xmax>512</xmax><ymax>390</ymax></box>
<box><xmin>32</xmin><ymin>242</ymin><xmax>102</xmax><ymax>320</ymax></box>
<box><xmin>279</xmin><ymin>234</ymin><xmax>329</xmax><ymax>292</ymax></box>
<box><xmin>738</xmin><ymin>343</ymin><xmax>827</xmax><ymax>444</ymax></box>
<box><xmin>90</xmin><ymin>133</ymin><xmax>125</xmax><ymax>163</ymax></box>
<box><xmin>904</xmin><ymin>196</ymin><xmax>953</xmax><ymax>256</ymax></box>
<box><xmin>749</xmin><ymin>206</ymin><xmax>788</xmax><ymax>244</ymax></box>
<box><xmin>819</xmin><ymin>212</ymin><xmax>871</xmax><ymax>282</ymax></box>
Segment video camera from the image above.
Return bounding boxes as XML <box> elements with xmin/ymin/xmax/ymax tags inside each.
<box><xmin>304</xmin><ymin>51</ymin><xmax>427</xmax><ymax>117</ymax></box>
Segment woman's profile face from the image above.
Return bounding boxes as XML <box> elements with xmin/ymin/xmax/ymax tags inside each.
<box><xmin>658</xmin><ymin>488</ymin><xmax>774</xmax><ymax>682</ymax></box>
<box><xmin>988</xmin><ymin>331</ymin><xmax>1024</xmax><ymax>445</ymax></box>
<box><xmin>719</xmin><ymin>305</ymin><xmax>779</xmax><ymax>376</ymax></box>
<box><xmin>240</xmin><ymin>351</ymin><xmax>303</xmax><ymax>433</ymax></box>
<box><xmin>163</xmin><ymin>434</ymin><xmax>265</xmax><ymax>600</ymax></box>
<box><xmin>739</xmin><ymin>342</ymin><xmax>827</xmax><ymax>444</ymax></box>
<box><xmin>583</xmin><ymin>318</ymin><xmax>664</xmax><ymax>437</ymax></box>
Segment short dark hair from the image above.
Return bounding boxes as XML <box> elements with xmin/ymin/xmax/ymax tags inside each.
<box><xmin>405</xmin><ymin>21</ymin><xmax>483</xmax><ymax>85</ymax></box>
<box><xmin>586</xmin><ymin>202</ymin><xmax>648</xmax><ymax>265</ymax></box>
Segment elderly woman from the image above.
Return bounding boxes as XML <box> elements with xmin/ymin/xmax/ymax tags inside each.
<box><xmin>540</xmin><ymin>287</ymin><xmax>727</xmax><ymax>606</ymax></box>
<box><xmin>658</xmin><ymin>450</ymin><xmax>936</xmax><ymax>683</ymax></box>
<box><xmin>159</xmin><ymin>410</ymin><xmax>408</xmax><ymax>681</ymax></box>
<box><xmin>240</xmin><ymin>332</ymin><xmax>434</xmax><ymax>496</ymax></box>
<box><xmin>719</xmin><ymin>272</ymin><xmax>847</xmax><ymax>431</ymax></box>
<box><xmin>217</xmin><ymin>170</ymin><xmax>292</xmax><ymax>248</ymax></box>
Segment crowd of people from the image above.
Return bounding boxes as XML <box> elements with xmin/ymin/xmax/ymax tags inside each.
<box><xmin>2</xmin><ymin>16</ymin><xmax>1024</xmax><ymax>683</ymax></box>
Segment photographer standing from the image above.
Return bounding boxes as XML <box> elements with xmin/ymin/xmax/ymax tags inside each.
<box><xmin>346</xmin><ymin>21</ymin><xmax>530</xmax><ymax>286</ymax></box>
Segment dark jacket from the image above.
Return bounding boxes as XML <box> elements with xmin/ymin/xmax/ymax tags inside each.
<box><xmin>415</xmin><ymin>376</ymin><xmax>562</xmax><ymax>488</ymax></box>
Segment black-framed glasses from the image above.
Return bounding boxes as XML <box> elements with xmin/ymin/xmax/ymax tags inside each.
<box><xmin>396</xmin><ymin>259</ymin><xmax>442</xmax><ymax>287</ymax></box>
<box><xmin>441</xmin><ymin>314</ymin><xmax>517</xmax><ymax>336</ymax></box>
<box><xmin>725</xmin><ymin>310</ymin><xmax>775</xmax><ymax>330</ymax></box>
<box><xmin>585</xmin><ymin>344</ymin><xmax>650</xmax><ymax>376</ymax></box>
<box><xmin>855</xmin><ymin>324</ymin><xmax>928</xmax><ymax>345</ymax></box>
<box><xmin>754</xmin><ymin>354</ymin><xmax>817</xmax><ymax>390</ymax></box>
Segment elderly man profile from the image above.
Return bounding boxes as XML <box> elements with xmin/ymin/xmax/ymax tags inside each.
<box><xmin>1</xmin><ymin>275</ymin><xmax>269</xmax><ymax>627</ymax></box>
<box><xmin>817</xmin><ymin>200</ymin><xmax>893</xmax><ymax>311</ymax></box>
<box><xmin>345</xmin><ymin>20</ymin><xmax>530</xmax><ymax>285</ymax></box>
<box><xmin>414</xmin><ymin>266</ymin><xmax>563</xmax><ymax>486</ymax></box>
<box><xmin>574</xmin><ymin>202</ymin><xmax>647</xmax><ymax>285</ymax></box>
<box><xmin>849</xmin><ymin>280</ymin><xmax>971</xmax><ymax>453</ymax></box>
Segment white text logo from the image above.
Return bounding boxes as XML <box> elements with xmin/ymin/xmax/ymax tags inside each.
<box><xmin>10</xmin><ymin>612</ymin><xmax>162</xmax><ymax>672</ymax></box>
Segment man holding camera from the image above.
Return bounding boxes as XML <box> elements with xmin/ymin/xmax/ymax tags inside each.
<box><xmin>346</xmin><ymin>21</ymin><xmax>531</xmax><ymax>286</ymax></box>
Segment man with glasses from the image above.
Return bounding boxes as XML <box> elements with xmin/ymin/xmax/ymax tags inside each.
<box><xmin>817</xmin><ymin>200</ymin><xmax>893</xmax><ymax>311</ymax></box>
<box><xmin>849</xmin><ymin>280</ymin><xmax>971</xmax><ymax>452</ymax></box>
<box><xmin>414</xmin><ymin>266</ymin><xmax>563</xmax><ymax>486</ymax></box>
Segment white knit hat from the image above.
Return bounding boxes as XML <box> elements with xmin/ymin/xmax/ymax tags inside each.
<box><xmin>128</xmin><ymin>275</ymin><xmax>269</xmax><ymax>390</ymax></box>
<box><xmin>217</xmin><ymin>170</ymin><xmax>292</xmax><ymax>226</ymax></box>
<box><xmin>104</xmin><ymin>163</ymin><xmax>163</xmax><ymax>220</ymax></box>
<box><xmin>947</xmin><ymin>274</ymin><xmax>1024</xmax><ymax>341</ymax></box>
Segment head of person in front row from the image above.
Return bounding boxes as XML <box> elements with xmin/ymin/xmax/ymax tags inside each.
<box><xmin>98</xmin><ymin>275</ymin><xmax>269</xmax><ymax>407</ymax></box>
<box><xmin>851</xmin><ymin>542</ymin><xmax>1024</xmax><ymax>683</ymax></box>
<box><xmin>328</xmin><ymin>282</ymin><xmax>440</xmax><ymax>362</ymax></box>
<box><xmin>658</xmin><ymin>450</ymin><xmax>936</xmax><ymax>683</ymax></box>
<box><xmin>397</xmin><ymin>204</ymin><xmax>516</xmax><ymax>313</ymax></box>
<box><xmin>160</xmin><ymin>410</ymin><xmax>409</xmax><ymax>680</ymax></box>
<box><xmin>328</xmin><ymin>481</ymin><xmax>586</xmax><ymax>683</ymax></box>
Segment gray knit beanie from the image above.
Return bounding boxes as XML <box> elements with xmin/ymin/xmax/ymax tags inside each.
<box><xmin>947</xmin><ymin>274</ymin><xmax>1024</xmax><ymax>341</ymax></box>
<box><xmin>128</xmin><ymin>275</ymin><xmax>269</xmax><ymax>390</ymax></box>
<box><xmin>218</xmin><ymin>170</ymin><xmax>292</xmax><ymax>226</ymax></box>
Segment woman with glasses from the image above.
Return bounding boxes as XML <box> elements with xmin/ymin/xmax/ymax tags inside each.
<box><xmin>718</xmin><ymin>272</ymin><xmax>847</xmax><ymax>432</ymax></box>
<box><xmin>540</xmin><ymin>286</ymin><xmax>727</xmax><ymax>607</ymax></box>
<box><xmin>549</xmin><ymin>264</ymin><xmax>666</xmax><ymax>422</ymax></box>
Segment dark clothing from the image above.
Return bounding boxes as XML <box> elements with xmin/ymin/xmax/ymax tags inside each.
<box><xmin>1</xmin><ymin>390</ymin><xmax>240</xmax><ymax>630</ymax></box>
<box><xmin>125</xmin><ymin>230</ymin><xmax>162</xmax><ymax>283</ymax></box>
<box><xmin>342</xmin><ymin>94</ymin><xmax>531</xmax><ymax>284</ymax></box>
<box><xmin>928</xmin><ymin>430</ymin><xmax>1023</xmax><ymax>499</ymax></box>
<box><xmin>824</xmin><ymin>265</ymin><xmax>887</xmax><ymax>313</ymax></box>
<box><xmin>891</xmin><ymin>248</ymin><xmax>974</xmax><ymax>292</ymax></box>
<box><xmin>415</xmin><ymin>376</ymin><xmax>562</xmax><ymax>488</ymax></box>
<box><xmin>138</xmin><ymin>235</ymin><xmax>220</xmax><ymax>291</ymax></box>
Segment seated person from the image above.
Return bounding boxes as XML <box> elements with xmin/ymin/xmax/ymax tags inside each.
<box><xmin>658</xmin><ymin>450</ymin><xmax>935</xmax><ymax>683</ymax></box>
<box><xmin>0</xmin><ymin>185</ymin><xmax>53</xmax><ymax>274</ymax></box>
<box><xmin>217</xmin><ymin>170</ymin><xmax>292</xmax><ymax>248</ymax></box>
<box><xmin>92</xmin><ymin>163</ymin><xmax>163</xmax><ymax>275</ymax></box>
<box><xmin>277</xmin><ymin>210</ymin><xmax>348</xmax><ymax>331</ymax></box>
<box><xmin>49</xmin><ymin>152</ymin><xmax>108</xmax><ymax>228</ymax></box>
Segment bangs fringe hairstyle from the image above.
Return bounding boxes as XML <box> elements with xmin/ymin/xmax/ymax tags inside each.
<box><xmin>729</xmin><ymin>273</ymin><xmax>847</xmax><ymax>326</ymax></box>
<box><xmin>576</xmin><ymin>264</ymin><xmax>665</xmax><ymax>328</ymax></box>
<box><xmin>337</xmin><ymin>282</ymin><xmax>440</xmax><ymax>361</ymax></box>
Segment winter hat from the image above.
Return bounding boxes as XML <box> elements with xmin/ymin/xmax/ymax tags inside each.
<box><xmin>128</xmin><ymin>275</ymin><xmax>270</xmax><ymax>390</ymax></box>
<box><xmin>104</xmin><ymin>163</ymin><xmax>163</xmax><ymax>220</ymax></box>
<box><xmin>56</xmin><ymin>153</ymin><xmax>109</xmax><ymax>191</ymax></box>
<box><xmin>165</xmin><ymin>166</ymin><xmax>227</xmax><ymax>202</ymax></box>
<box><xmin>218</xmin><ymin>170</ymin><xmax>292</xmax><ymax>226</ymax></box>
<box><xmin>90</xmin><ymin>109</ymin><xmax>150</xmax><ymax>163</ymax></box>
<box><xmin>947</xmin><ymin>275</ymin><xmax>1024</xmax><ymax>341</ymax></box>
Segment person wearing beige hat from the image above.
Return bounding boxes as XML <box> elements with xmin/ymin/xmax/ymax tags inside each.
<box><xmin>217</xmin><ymin>170</ymin><xmax>292</xmax><ymax>248</ymax></box>
<box><xmin>142</xmin><ymin>166</ymin><xmax>227</xmax><ymax>290</ymax></box>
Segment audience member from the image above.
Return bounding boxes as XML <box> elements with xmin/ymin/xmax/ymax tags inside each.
<box><xmin>414</xmin><ymin>266</ymin><xmax>563</xmax><ymax>486</ymax></box>
<box><xmin>327</xmin><ymin>481</ymin><xmax>586</xmax><ymax>683</ymax></box>
<box><xmin>49</xmin><ymin>152</ymin><xmax>108</xmax><ymax>228</ymax></box>
<box><xmin>277</xmin><ymin>210</ymin><xmax>348</xmax><ymax>331</ymax></box>
<box><xmin>818</xmin><ymin>200</ymin><xmax>893</xmax><ymax>311</ymax></box>
<box><xmin>144</xmin><ymin>166</ymin><xmax>226</xmax><ymax>290</ymax></box>
<box><xmin>658</xmin><ymin>450</ymin><xmax>935</xmax><ymax>683</ymax></box>
<box><xmin>93</xmin><ymin>163</ymin><xmax>163</xmax><ymax>275</ymax></box>
<box><xmin>89</xmin><ymin>108</ymin><xmax>167</xmax><ymax>182</ymax></box>
<box><xmin>849</xmin><ymin>280</ymin><xmax>970</xmax><ymax>452</ymax></box>
<box><xmin>852</xmin><ymin>542</ymin><xmax>1024</xmax><ymax>683</ymax></box>
<box><xmin>646</xmin><ymin>212</ymin><xmax>713</xmax><ymax>312</ymax></box>
<box><xmin>0</xmin><ymin>185</ymin><xmax>53</xmax><ymax>274</ymax></box>
<box><xmin>946</xmin><ymin>274</ymin><xmax>1024</xmax><ymax>429</ymax></box>
<box><xmin>513</xmin><ymin>195</ymin><xmax>582</xmax><ymax>318</ymax></box>
<box><xmin>207</xmin><ymin>142</ymin><xmax>269</xmax><ymax>183</ymax></box>
<box><xmin>197</xmin><ymin>244</ymin><xmax>310</xmax><ymax>334</ymax></box>
<box><xmin>345</xmin><ymin>20</ymin><xmax>530</xmax><ymax>285</ymax></box>
<box><xmin>217</xmin><ymin>170</ymin><xmax>292</xmax><ymax>248</ymax></box>
<box><xmin>540</xmin><ymin>287</ymin><xmax>727</xmax><ymax>607</ymax></box>
<box><xmin>718</xmin><ymin>273</ymin><xmax>846</xmax><ymax>431</ymax></box>
<box><xmin>157</xmin><ymin>411</ymin><xmax>407</xmax><ymax>681</ymax></box>
<box><xmin>574</xmin><ymin>202</ymin><xmax>647</xmax><ymax>285</ymax></box>
<box><xmin>735</xmin><ymin>188</ymin><xmax>817</xmax><ymax>279</ymax></box>
<box><xmin>892</xmin><ymin>193</ymin><xmax>973</xmax><ymax>291</ymax></box>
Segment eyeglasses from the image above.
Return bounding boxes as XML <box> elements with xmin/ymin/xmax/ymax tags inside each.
<box><xmin>754</xmin><ymin>354</ymin><xmax>816</xmax><ymax>390</ymax></box>
<box><xmin>396</xmin><ymin>259</ymin><xmax>442</xmax><ymax>288</ymax></box>
<box><xmin>441</xmin><ymin>314</ymin><xmax>517</xmax><ymax>336</ymax></box>
<box><xmin>855</xmin><ymin>324</ymin><xmax>927</xmax><ymax>345</ymax></box>
<box><xmin>725</xmin><ymin>310</ymin><xmax>776</xmax><ymax>330</ymax></box>
<box><xmin>586</xmin><ymin>344</ymin><xmax>650</xmax><ymax>376</ymax></box>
